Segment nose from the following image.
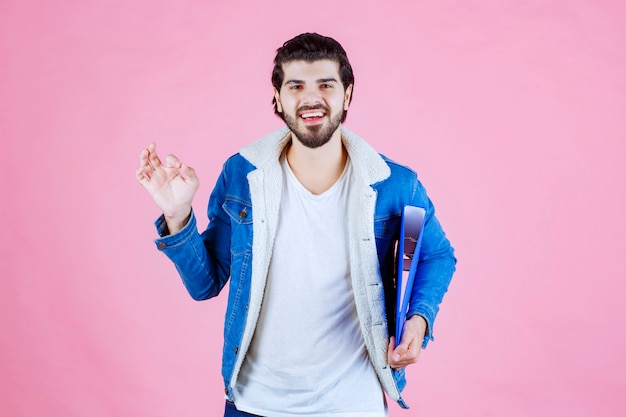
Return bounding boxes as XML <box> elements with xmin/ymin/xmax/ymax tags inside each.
<box><xmin>300</xmin><ymin>86</ymin><xmax>323</xmax><ymax>106</ymax></box>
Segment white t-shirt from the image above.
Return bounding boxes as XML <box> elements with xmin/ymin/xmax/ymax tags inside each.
<box><xmin>233</xmin><ymin>156</ymin><xmax>386</xmax><ymax>417</ymax></box>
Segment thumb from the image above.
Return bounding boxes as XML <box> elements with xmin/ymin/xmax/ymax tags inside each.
<box><xmin>179</xmin><ymin>163</ymin><xmax>196</xmax><ymax>177</ymax></box>
<box><xmin>388</xmin><ymin>336</ymin><xmax>405</xmax><ymax>362</ymax></box>
<box><xmin>164</xmin><ymin>154</ymin><xmax>183</xmax><ymax>169</ymax></box>
<box><xmin>179</xmin><ymin>164</ymin><xmax>199</xmax><ymax>186</ymax></box>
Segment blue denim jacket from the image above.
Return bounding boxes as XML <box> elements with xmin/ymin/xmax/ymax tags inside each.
<box><xmin>154</xmin><ymin>126</ymin><xmax>456</xmax><ymax>409</ymax></box>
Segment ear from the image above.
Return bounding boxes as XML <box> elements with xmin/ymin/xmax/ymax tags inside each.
<box><xmin>344</xmin><ymin>84</ymin><xmax>353</xmax><ymax>111</ymax></box>
<box><xmin>274</xmin><ymin>88</ymin><xmax>283</xmax><ymax>113</ymax></box>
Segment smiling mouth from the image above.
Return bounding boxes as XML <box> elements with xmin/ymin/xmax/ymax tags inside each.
<box><xmin>299</xmin><ymin>109</ymin><xmax>326</xmax><ymax>123</ymax></box>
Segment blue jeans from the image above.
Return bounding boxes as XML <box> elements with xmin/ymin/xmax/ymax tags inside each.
<box><xmin>224</xmin><ymin>401</ymin><xmax>264</xmax><ymax>417</ymax></box>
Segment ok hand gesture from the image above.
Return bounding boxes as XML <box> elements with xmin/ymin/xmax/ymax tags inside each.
<box><xmin>136</xmin><ymin>143</ymin><xmax>200</xmax><ymax>233</ymax></box>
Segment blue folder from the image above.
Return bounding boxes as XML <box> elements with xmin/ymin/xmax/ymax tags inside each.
<box><xmin>395</xmin><ymin>205</ymin><xmax>426</xmax><ymax>346</ymax></box>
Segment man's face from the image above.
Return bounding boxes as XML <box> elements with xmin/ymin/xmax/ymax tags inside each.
<box><xmin>275</xmin><ymin>59</ymin><xmax>352</xmax><ymax>149</ymax></box>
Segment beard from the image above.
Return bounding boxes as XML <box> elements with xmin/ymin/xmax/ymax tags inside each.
<box><xmin>281</xmin><ymin>106</ymin><xmax>343</xmax><ymax>149</ymax></box>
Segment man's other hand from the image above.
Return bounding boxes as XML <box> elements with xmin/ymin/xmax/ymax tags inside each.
<box><xmin>387</xmin><ymin>314</ymin><xmax>427</xmax><ymax>370</ymax></box>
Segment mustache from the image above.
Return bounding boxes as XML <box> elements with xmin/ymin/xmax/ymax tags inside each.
<box><xmin>297</xmin><ymin>105</ymin><xmax>329</xmax><ymax>115</ymax></box>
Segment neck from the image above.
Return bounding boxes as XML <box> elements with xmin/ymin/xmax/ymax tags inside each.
<box><xmin>286</xmin><ymin>129</ymin><xmax>347</xmax><ymax>195</ymax></box>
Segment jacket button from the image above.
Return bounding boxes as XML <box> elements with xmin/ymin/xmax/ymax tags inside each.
<box><xmin>234</xmin><ymin>347</ymin><xmax>239</xmax><ymax>354</ymax></box>
<box><xmin>157</xmin><ymin>242</ymin><xmax>166</xmax><ymax>249</ymax></box>
<box><xmin>224</xmin><ymin>388</ymin><xmax>228</xmax><ymax>395</ymax></box>
<box><xmin>238</xmin><ymin>208</ymin><xmax>247</xmax><ymax>218</ymax></box>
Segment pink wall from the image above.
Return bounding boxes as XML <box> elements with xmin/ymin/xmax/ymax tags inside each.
<box><xmin>2</xmin><ymin>1</ymin><xmax>625</xmax><ymax>416</ymax></box>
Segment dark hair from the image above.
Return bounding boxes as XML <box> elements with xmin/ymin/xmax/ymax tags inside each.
<box><xmin>271</xmin><ymin>33</ymin><xmax>354</xmax><ymax>122</ymax></box>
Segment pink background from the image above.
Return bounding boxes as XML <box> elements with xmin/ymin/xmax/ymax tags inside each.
<box><xmin>2</xmin><ymin>1</ymin><xmax>625</xmax><ymax>416</ymax></box>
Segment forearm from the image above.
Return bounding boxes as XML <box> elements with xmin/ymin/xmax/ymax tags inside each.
<box><xmin>407</xmin><ymin>200</ymin><xmax>456</xmax><ymax>345</ymax></box>
<box><xmin>407</xmin><ymin>248</ymin><xmax>456</xmax><ymax>346</ymax></box>
<box><xmin>154</xmin><ymin>211</ymin><xmax>230</xmax><ymax>300</ymax></box>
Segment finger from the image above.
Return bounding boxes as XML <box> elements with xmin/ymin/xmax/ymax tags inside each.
<box><xmin>179</xmin><ymin>163</ymin><xmax>199</xmax><ymax>184</ymax></box>
<box><xmin>387</xmin><ymin>337</ymin><xmax>396</xmax><ymax>364</ymax></box>
<box><xmin>139</xmin><ymin>143</ymin><xmax>160</xmax><ymax>172</ymax></box>
<box><xmin>138</xmin><ymin>148</ymin><xmax>151</xmax><ymax>168</ymax></box>
<box><xmin>148</xmin><ymin>144</ymin><xmax>164</xmax><ymax>168</ymax></box>
<box><xmin>395</xmin><ymin>318</ymin><xmax>423</xmax><ymax>353</ymax></box>
<box><xmin>398</xmin><ymin>333</ymin><xmax>413</xmax><ymax>352</ymax></box>
<box><xmin>392</xmin><ymin>342</ymin><xmax>407</xmax><ymax>363</ymax></box>
<box><xmin>135</xmin><ymin>166</ymin><xmax>149</xmax><ymax>183</ymax></box>
<box><xmin>388</xmin><ymin>338</ymin><xmax>404</xmax><ymax>366</ymax></box>
<box><xmin>399</xmin><ymin>341</ymin><xmax>420</xmax><ymax>365</ymax></box>
<box><xmin>164</xmin><ymin>154</ymin><xmax>183</xmax><ymax>169</ymax></box>
<box><xmin>388</xmin><ymin>334</ymin><xmax>420</xmax><ymax>368</ymax></box>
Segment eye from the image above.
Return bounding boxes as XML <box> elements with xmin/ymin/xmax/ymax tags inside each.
<box><xmin>320</xmin><ymin>83</ymin><xmax>333</xmax><ymax>89</ymax></box>
<box><xmin>289</xmin><ymin>84</ymin><xmax>302</xmax><ymax>90</ymax></box>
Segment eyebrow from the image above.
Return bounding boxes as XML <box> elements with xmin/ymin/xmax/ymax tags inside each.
<box><xmin>284</xmin><ymin>77</ymin><xmax>338</xmax><ymax>85</ymax></box>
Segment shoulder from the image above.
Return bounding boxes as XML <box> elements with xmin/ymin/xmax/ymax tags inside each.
<box><xmin>378</xmin><ymin>154</ymin><xmax>419</xmax><ymax>184</ymax></box>
<box><xmin>373</xmin><ymin>154</ymin><xmax>434</xmax><ymax>207</ymax></box>
<box><xmin>224</xmin><ymin>153</ymin><xmax>255</xmax><ymax>173</ymax></box>
<box><xmin>220</xmin><ymin>153</ymin><xmax>256</xmax><ymax>182</ymax></box>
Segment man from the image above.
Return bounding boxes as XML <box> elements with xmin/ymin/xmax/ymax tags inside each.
<box><xmin>136</xmin><ymin>33</ymin><xmax>456</xmax><ymax>417</ymax></box>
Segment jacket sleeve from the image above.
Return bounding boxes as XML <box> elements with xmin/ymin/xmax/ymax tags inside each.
<box><xmin>152</xmin><ymin>168</ymin><xmax>232</xmax><ymax>301</ymax></box>
<box><xmin>407</xmin><ymin>180</ymin><xmax>457</xmax><ymax>348</ymax></box>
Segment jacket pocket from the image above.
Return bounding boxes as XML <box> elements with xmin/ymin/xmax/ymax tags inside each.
<box><xmin>222</xmin><ymin>198</ymin><xmax>253</xmax><ymax>255</ymax></box>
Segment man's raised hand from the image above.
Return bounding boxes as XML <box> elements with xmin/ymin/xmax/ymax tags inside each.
<box><xmin>136</xmin><ymin>143</ymin><xmax>200</xmax><ymax>234</ymax></box>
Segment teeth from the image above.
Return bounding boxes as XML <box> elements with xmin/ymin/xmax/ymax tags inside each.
<box><xmin>301</xmin><ymin>111</ymin><xmax>324</xmax><ymax>119</ymax></box>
